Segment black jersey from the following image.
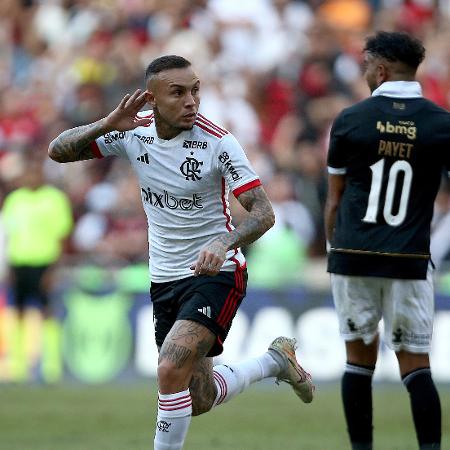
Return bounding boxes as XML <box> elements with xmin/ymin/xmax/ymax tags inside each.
<box><xmin>327</xmin><ymin>82</ymin><xmax>450</xmax><ymax>279</ymax></box>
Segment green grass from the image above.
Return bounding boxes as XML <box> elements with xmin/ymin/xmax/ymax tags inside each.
<box><xmin>0</xmin><ymin>382</ymin><xmax>448</xmax><ymax>450</ymax></box>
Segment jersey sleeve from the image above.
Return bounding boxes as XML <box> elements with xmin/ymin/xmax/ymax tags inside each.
<box><xmin>327</xmin><ymin>111</ymin><xmax>349</xmax><ymax>175</ymax></box>
<box><xmin>90</xmin><ymin>130</ymin><xmax>131</xmax><ymax>159</ymax></box>
<box><xmin>217</xmin><ymin>134</ymin><xmax>261</xmax><ymax>196</ymax></box>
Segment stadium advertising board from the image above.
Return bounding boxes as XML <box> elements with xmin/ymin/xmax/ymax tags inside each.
<box><xmin>1</xmin><ymin>277</ymin><xmax>449</xmax><ymax>384</ymax></box>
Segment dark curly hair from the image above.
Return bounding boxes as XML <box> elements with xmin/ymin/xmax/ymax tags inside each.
<box><xmin>364</xmin><ymin>31</ymin><xmax>425</xmax><ymax>70</ymax></box>
<box><xmin>145</xmin><ymin>55</ymin><xmax>191</xmax><ymax>83</ymax></box>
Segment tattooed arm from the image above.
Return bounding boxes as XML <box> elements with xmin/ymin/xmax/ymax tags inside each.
<box><xmin>48</xmin><ymin>89</ymin><xmax>151</xmax><ymax>163</ymax></box>
<box><xmin>48</xmin><ymin>118</ymin><xmax>111</xmax><ymax>162</ymax></box>
<box><xmin>222</xmin><ymin>186</ymin><xmax>275</xmax><ymax>249</ymax></box>
<box><xmin>191</xmin><ymin>185</ymin><xmax>275</xmax><ymax>276</ymax></box>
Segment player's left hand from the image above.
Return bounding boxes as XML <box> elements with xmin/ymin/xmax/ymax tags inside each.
<box><xmin>190</xmin><ymin>240</ymin><xmax>227</xmax><ymax>276</ymax></box>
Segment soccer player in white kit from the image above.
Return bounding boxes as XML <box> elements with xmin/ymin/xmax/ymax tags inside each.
<box><xmin>49</xmin><ymin>55</ymin><xmax>314</xmax><ymax>449</ymax></box>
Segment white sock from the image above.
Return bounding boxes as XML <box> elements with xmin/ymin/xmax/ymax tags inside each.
<box><xmin>213</xmin><ymin>352</ymin><xmax>282</xmax><ymax>407</ymax></box>
<box><xmin>154</xmin><ymin>389</ymin><xmax>192</xmax><ymax>450</ymax></box>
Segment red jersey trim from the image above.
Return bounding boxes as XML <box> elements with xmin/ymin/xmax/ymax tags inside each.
<box><xmin>221</xmin><ymin>178</ymin><xmax>232</xmax><ymax>232</ymax></box>
<box><xmin>197</xmin><ymin>114</ymin><xmax>229</xmax><ymax>135</ymax></box>
<box><xmin>90</xmin><ymin>141</ymin><xmax>103</xmax><ymax>159</ymax></box>
<box><xmin>221</xmin><ymin>178</ymin><xmax>247</xmax><ymax>272</ymax></box>
<box><xmin>233</xmin><ymin>179</ymin><xmax>261</xmax><ymax>197</ymax></box>
<box><xmin>136</xmin><ymin>113</ymin><xmax>154</xmax><ymax>127</ymax></box>
<box><xmin>194</xmin><ymin>121</ymin><xmax>224</xmax><ymax>139</ymax></box>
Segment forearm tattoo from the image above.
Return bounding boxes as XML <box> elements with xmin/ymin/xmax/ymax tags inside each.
<box><xmin>48</xmin><ymin>119</ymin><xmax>108</xmax><ymax>162</ymax></box>
<box><xmin>221</xmin><ymin>187</ymin><xmax>275</xmax><ymax>250</ymax></box>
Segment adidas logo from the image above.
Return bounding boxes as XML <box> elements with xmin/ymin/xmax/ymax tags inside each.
<box><xmin>197</xmin><ymin>306</ymin><xmax>211</xmax><ymax>318</ymax></box>
<box><xmin>137</xmin><ymin>153</ymin><xmax>150</xmax><ymax>164</ymax></box>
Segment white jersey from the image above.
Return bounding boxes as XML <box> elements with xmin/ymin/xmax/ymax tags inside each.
<box><xmin>92</xmin><ymin>112</ymin><xmax>261</xmax><ymax>283</ymax></box>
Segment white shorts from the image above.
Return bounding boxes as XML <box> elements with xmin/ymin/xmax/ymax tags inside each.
<box><xmin>330</xmin><ymin>268</ymin><xmax>434</xmax><ymax>353</ymax></box>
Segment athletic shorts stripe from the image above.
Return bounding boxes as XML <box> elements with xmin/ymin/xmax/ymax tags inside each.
<box><xmin>217</xmin><ymin>269</ymin><xmax>243</xmax><ymax>327</ymax></box>
<box><xmin>218</xmin><ymin>289</ymin><xmax>240</xmax><ymax>328</ymax></box>
<box><xmin>217</xmin><ymin>288</ymin><xmax>238</xmax><ymax>327</ymax></box>
<box><xmin>217</xmin><ymin>271</ymin><xmax>239</xmax><ymax>326</ymax></box>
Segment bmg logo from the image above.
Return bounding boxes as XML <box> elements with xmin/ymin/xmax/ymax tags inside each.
<box><xmin>376</xmin><ymin>121</ymin><xmax>416</xmax><ymax>140</ymax></box>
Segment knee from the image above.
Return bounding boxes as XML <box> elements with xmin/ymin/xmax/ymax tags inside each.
<box><xmin>396</xmin><ymin>351</ymin><xmax>430</xmax><ymax>376</ymax></box>
<box><xmin>157</xmin><ymin>360</ymin><xmax>189</xmax><ymax>392</ymax></box>
<box><xmin>346</xmin><ymin>338</ymin><xmax>378</xmax><ymax>367</ymax></box>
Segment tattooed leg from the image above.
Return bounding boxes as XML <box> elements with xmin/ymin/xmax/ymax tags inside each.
<box><xmin>157</xmin><ymin>320</ymin><xmax>215</xmax><ymax>394</ymax></box>
<box><xmin>190</xmin><ymin>357</ymin><xmax>217</xmax><ymax>416</ymax></box>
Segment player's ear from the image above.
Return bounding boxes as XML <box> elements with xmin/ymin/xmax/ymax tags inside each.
<box><xmin>145</xmin><ymin>90</ymin><xmax>156</xmax><ymax>108</ymax></box>
<box><xmin>376</xmin><ymin>63</ymin><xmax>389</xmax><ymax>84</ymax></box>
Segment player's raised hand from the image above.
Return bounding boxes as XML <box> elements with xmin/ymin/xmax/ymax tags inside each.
<box><xmin>104</xmin><ymin>89</ymin><xmax>151</xmax><ymax>132</ymax></box>
<box><xmin>190</xmin><ymin>239</ymin><xmax>228</xmax><ymax>276</ymax></box>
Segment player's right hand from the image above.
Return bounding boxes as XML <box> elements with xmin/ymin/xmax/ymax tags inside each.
<box><xmin>104</xmin><ymin>89</ymin><xmax>152</xmax><ymax>132</ymax></box>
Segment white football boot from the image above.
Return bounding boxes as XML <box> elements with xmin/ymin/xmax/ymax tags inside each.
<box><xmin>268</xmin><ymin>336</ymin><xmax>315</xmax><ymax>403</ymax></box>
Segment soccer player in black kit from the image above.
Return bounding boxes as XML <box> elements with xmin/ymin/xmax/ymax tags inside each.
<box><xmin>325</xmin><ymin>31</ymin><xmax>450</xmax><ymax>450</ymax></box>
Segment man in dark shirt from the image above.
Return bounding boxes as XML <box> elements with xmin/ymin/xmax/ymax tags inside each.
<box><xmin>325</xmin><ymin>31</ymin><xmax>450</xmax><ymax>450</ymax></box>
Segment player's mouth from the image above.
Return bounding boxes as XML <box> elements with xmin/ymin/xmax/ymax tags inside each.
<box><xmin>183</xmin><ymin>112</ymin><xmax>197</xmax><ymax>120</ymax></box>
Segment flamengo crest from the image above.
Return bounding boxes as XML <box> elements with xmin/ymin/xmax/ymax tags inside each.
<box><xmin>157</xmin><ymin>420</ymin><xmax>171</xmax><ymax>432</ymax></box>
<box><xmin>180</xmin><ymin>156</ymin><xmax>203</xmax><ymax>180</ymax></box>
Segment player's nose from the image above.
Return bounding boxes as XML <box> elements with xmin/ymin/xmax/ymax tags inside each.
<box><xmin>184</xmin><ymin>92</ymin><xmax>196</xmax><ymax>107</ymax></box>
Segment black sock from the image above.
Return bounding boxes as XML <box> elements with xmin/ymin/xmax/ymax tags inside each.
<box><xmin>402</xmin><ymin>368</ymin><xmax>441</xmax><ymax>449</ymax></box>
<box><xmin>342</xmin><ymin>363</ymin><xmax>375</xmax><ymax>450</ymax></box>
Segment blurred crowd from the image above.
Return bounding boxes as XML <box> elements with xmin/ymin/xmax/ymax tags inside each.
<box><xmin>0</xmin><ymin>0</ymin><xmax>450</xmax><ymax>284</ymax></box>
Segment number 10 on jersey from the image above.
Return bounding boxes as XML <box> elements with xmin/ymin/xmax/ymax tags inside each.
<box><xmin>363</xmin><ymin>158</ymin><xmax>413</xmax><ymax>226</ymax></box>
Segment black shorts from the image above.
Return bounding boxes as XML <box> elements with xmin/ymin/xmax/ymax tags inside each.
<box><xmin>150</xmin><ymin>269</ymin><xmax>247</xmax><ymax>357</ymax></box>
<box><xmin>10</xmin><ymin>265</ymin><xmax>50</xmax><ymax>310</ymax></box>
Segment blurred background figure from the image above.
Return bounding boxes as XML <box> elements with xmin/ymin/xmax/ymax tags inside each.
<box><xmin>431</xmin><ymin>173</ymin><xmax>450</xmax><ymax>259</ymax></box>
<box><xmin>246</xmin><ymin>171</ymin><xmax>315</xmax><ymax>288</ymax></box>
<box><xmin>1</xmin><ymin>157</ymin><xmax>72</xmax><ymax>383</ymax></box>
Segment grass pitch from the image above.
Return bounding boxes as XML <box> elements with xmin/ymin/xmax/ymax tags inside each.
<box><xmin>0</xmin><ymin>381</ymin><xmax>448</xmax><ymax>450</ymax></box>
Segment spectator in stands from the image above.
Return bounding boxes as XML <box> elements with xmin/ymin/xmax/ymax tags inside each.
<box><xmin>246</xmin><ymin>171</ymin><xmax>315</xmax><ymax>287</ymax></box>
